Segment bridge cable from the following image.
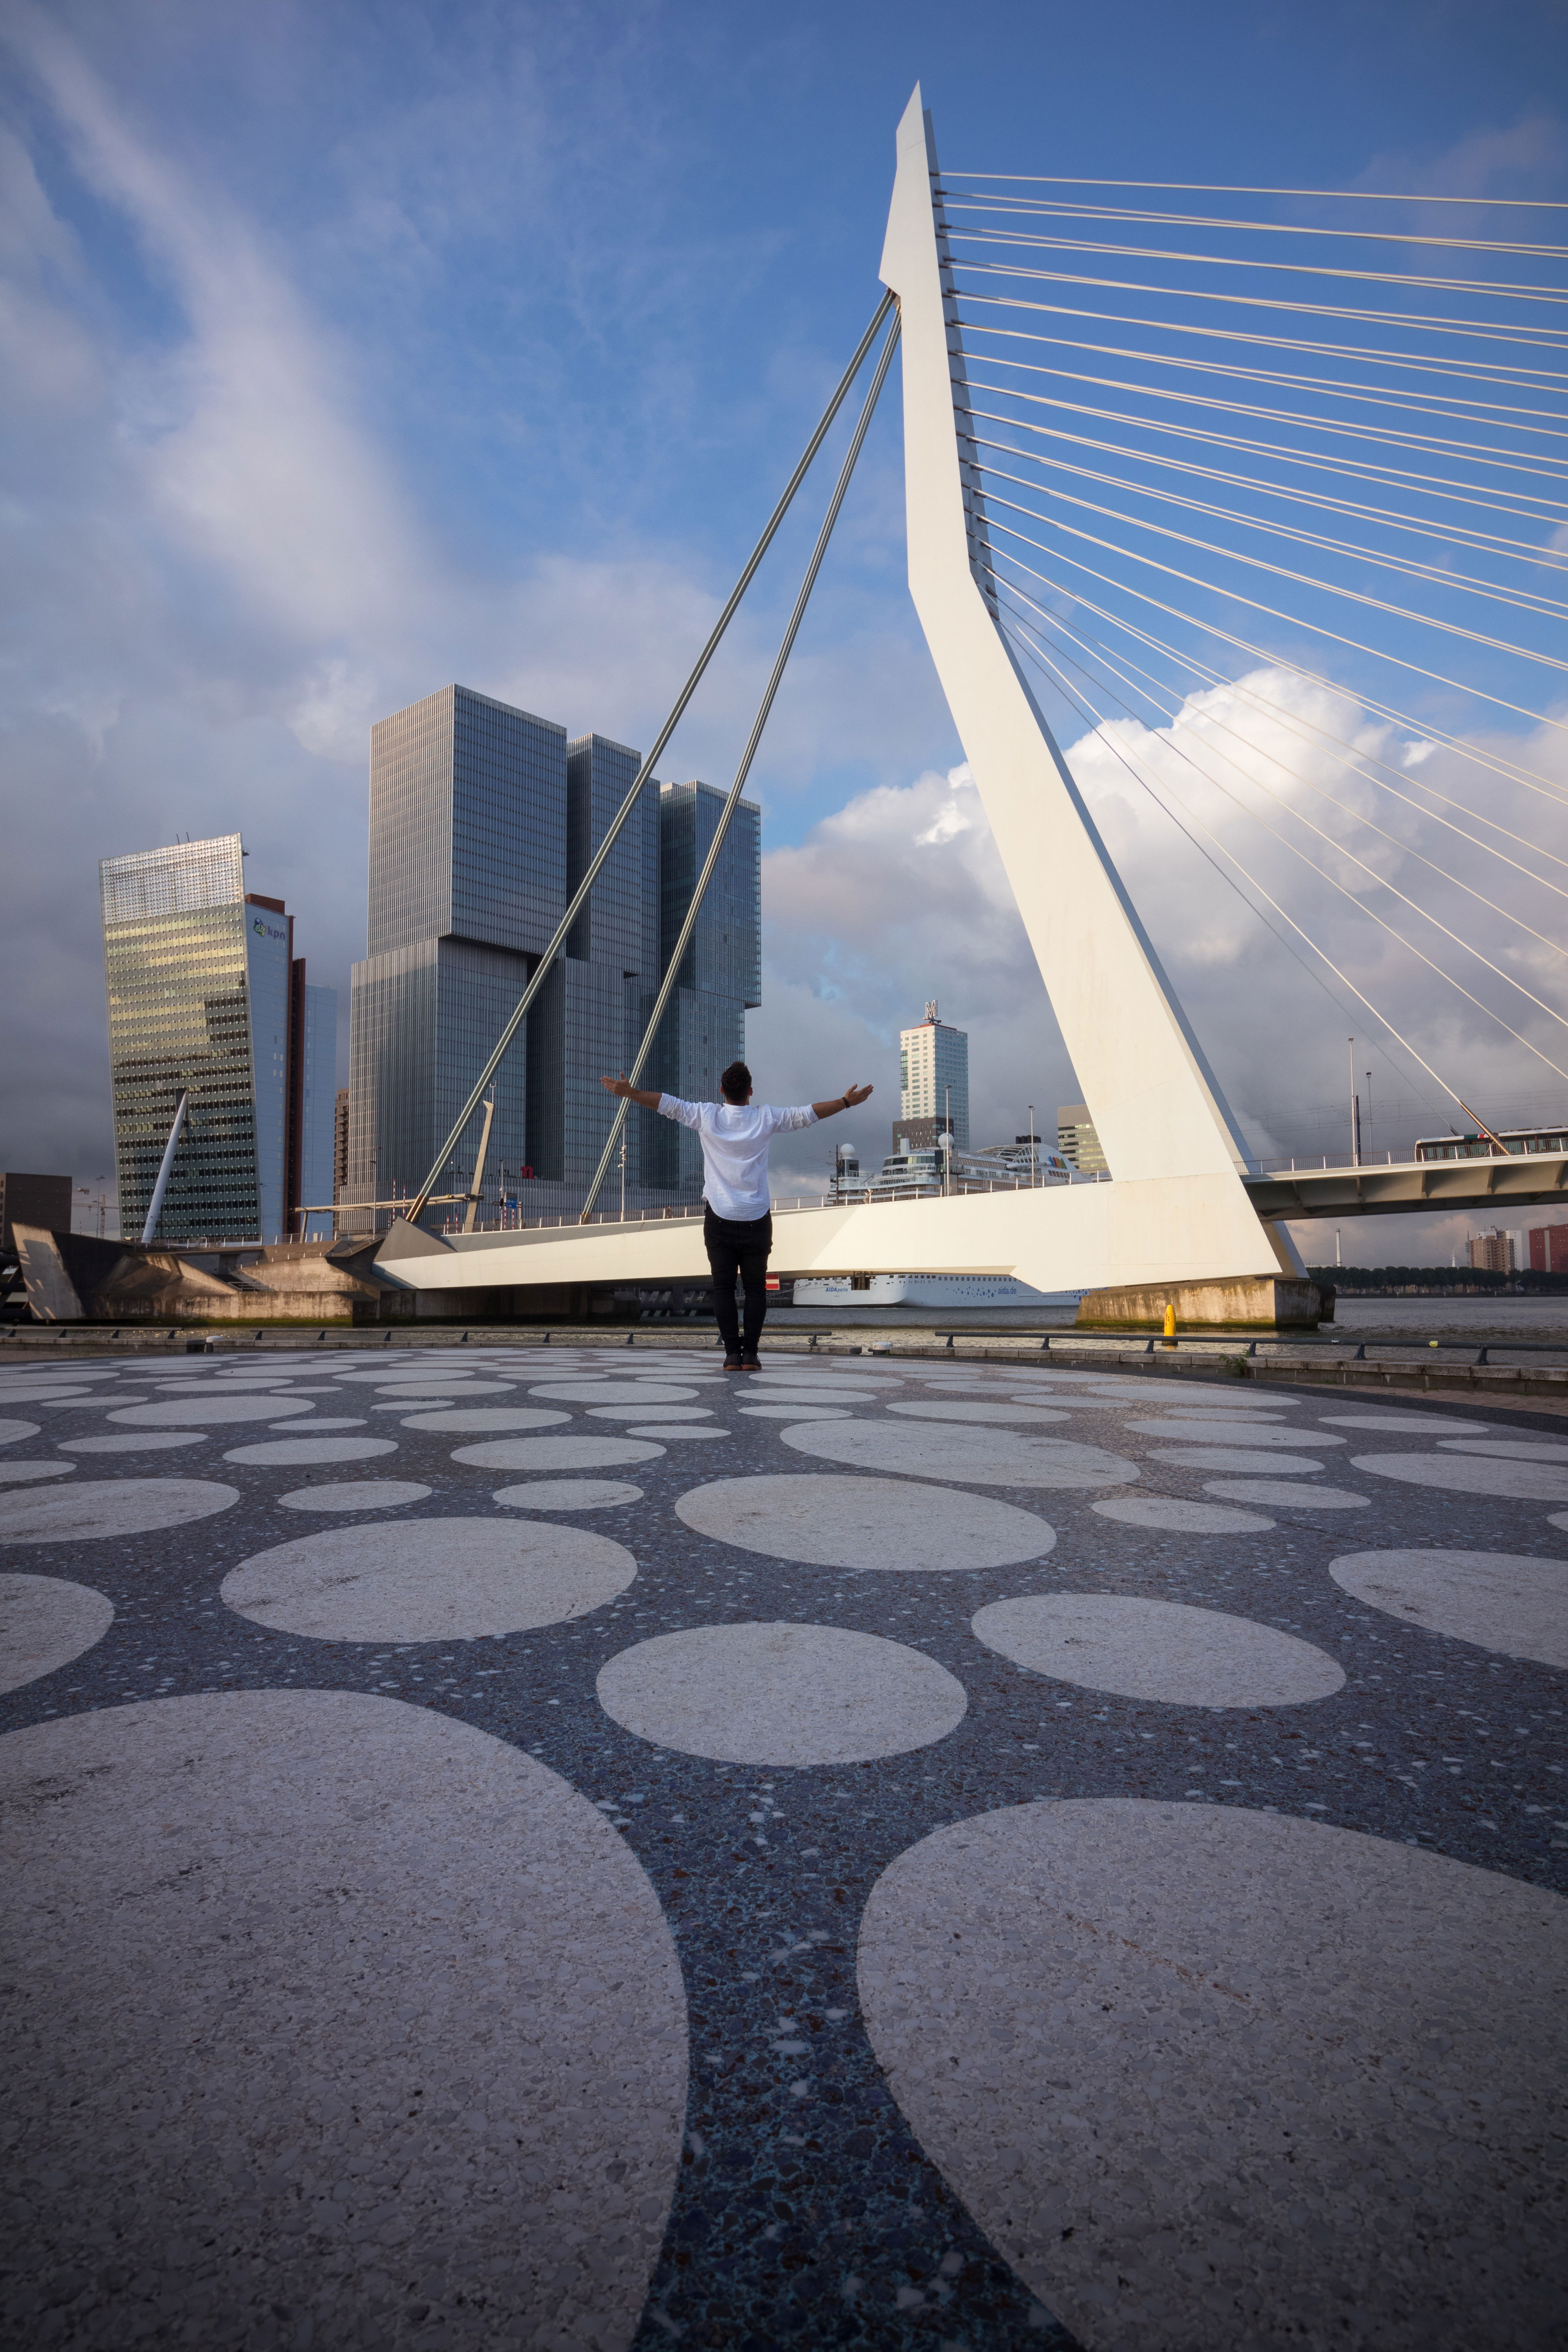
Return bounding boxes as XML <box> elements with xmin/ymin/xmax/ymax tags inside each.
<box><xmin>996</xmin><ymin>608</ymin><xmax>1558</xmax><ymax>1116</ymax></box>
<box><xmin>993</xmin><ymin>587</ymin><xmax>1568</xmax><ymax>1081</ymax></box>
<box><xmin>401</xmin><ymin>288</ymin><xmax>895</xmax><ymax>1226</ymax></box>
<box><xmin>990</xmin><ymin>567</ymin><xmax>1568</xmax><ymax>898</ymax></box>
<box><xmin>969</xmin><ymin>435</ymin><xmax>1568</xmax><ymax>620</ymax></box>
<box><xmin>575</xmin><ymin>308</ymin><xmax>902</xmax><ymax>1226</ymax></box>
<box><xmin>995</xmin><ymin>605</ymin><xmax>1453</xmax><ymax>1129</ymax></box>
<box><xmin>987</xmin><ymin>573</ymin><xmax>1568</xmax><ymax>982</ymax></box>
<box><xmin>941</xmin><ymin>199</ymin><xmax>1568</xmax><ymax>259</ymax></box>
<box><xmin>980</xmin><ymin>531</ymin><xmax>1568</xmax><ymax>809</ymax></box>
<box><xmin>962</xmin><ymin>395</ymin><xmax>1568</xmax><ymax>564</ymax></box>
<box><xmin>940</xmin><ymin>174</ymin><xmax>1568</xmax><ymax>208</ymax></box>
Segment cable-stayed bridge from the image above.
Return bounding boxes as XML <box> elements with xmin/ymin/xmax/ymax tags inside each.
<box><xmin>376</xmin><ymin>87</ymin><xmax>1568</xmax><ymax>1326</ymax></box>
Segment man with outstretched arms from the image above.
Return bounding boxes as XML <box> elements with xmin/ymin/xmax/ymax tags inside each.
<box><xmin>599</xmin><ymin>1062</ymin><xmax>872</xmax><ymax>1369</ymax></box>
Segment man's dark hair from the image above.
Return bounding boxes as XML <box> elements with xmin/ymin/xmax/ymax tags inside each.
<box><xmin>720</xmin><ymin>1061</ymin><xmax>752</xmax><ymax>1103</ymax></box>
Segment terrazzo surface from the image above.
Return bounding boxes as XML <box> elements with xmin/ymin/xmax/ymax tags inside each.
<box><xmin>0</xmin><ymin>1338</ymin><xmax>1564</xmax><ymax>2352</ymax></box>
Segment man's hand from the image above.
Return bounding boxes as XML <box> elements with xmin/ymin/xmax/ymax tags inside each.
<box><xmin>813</xmin><ymin>1081</ymin><xmax>873</xmax><ymax>1118</ymax></box>
<box><xmin>601</xmin><ymin>1072</ymin><xmax>663</xmax><ymax>1110</ymax></box>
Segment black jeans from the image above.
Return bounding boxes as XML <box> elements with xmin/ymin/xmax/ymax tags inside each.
<box><xmin>704</xmin><ymin>1206</ymin><xmax>772</xmax><ymax>1356</ymax></box>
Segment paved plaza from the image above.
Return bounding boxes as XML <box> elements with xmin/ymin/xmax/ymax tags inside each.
<box><xmin>1</xmin><ymin>1338</ymin><xmax>1564</xmax><ymax>2350</ymax></box>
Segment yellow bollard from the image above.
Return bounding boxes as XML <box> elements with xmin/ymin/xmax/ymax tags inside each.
<box><xmin>1162</xmin><ymin>1301</ymin><xmax>1177</xmax><ymax>1346</ymax></box>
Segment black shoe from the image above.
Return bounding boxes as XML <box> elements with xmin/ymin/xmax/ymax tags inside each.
<box><xmin>723</xmin><ymin>1353</ymin><xmax>744</xmax><ymax>1371</ymax></box>
<box><xmin>740</xmin><ymin>1352</ymin><xmax>762</xmax><ymax>1371</ymax></box>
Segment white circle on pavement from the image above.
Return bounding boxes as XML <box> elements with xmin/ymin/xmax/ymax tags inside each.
<box><xmin>333</xmin><ymin>1371</ymin><xmax>496</xmax><ymax>1386</ymax></box>
<box><xmin>737</xmin><ymin>1404</ymin><xmax>852</xmax><ymax>1420</ymax></box>
<box><xmin>675</xmin><ymin>1473</ymin><xmax>1055</xmax><ymax>1572</ymax></box>
<box><xmin>398</xmin><ymin>1408</ymin><xmax>571</xmax><ymax>1432</ymax></box>
<box><xmin>779</xmin><ymin>1419</ymin><xmax>1139</xmax><ymax>1489</ymax></box>
<box><xmin>597</xmin><ymin>1621</ymin><xmax>968</xmax><ymax>1765</ymax></box>
<box><xmin>0</xmin><ymin>1419</ymin><xmax>40</xmax><ymax>1446</ymax></box>
<box><xmin>452</xmin><ymin>1436</ymin><xmax>665</xmax><ymax>1472</ymax></box>
<box><xmin>1439</xmin><ymin>1436</ymin><xmax>1568</xmax><ymax>1462</ymax></box>
<box><xmin>0</xmin><ymin>1572</ymin><xmax>114</xmax><ymax>1692</ymax></box>
<box><xmin>626</xmin><ymin>1425</ymin><xmax>729</xmax><ymax>1440</ymax></box>
<box><xmin>225</xmin><ymin>1437</ymin><xmax>398</xmax><ymax>1466</ymax></box>
<box><xmin>586</xmin><ymin>1403</ymin><xmax>712</xmax><ymax>1422</ymax></box>
<box><xmin>493</xmin><ymin>1481</ymin><xmax>644</xmax><ymax>1510</ymax></box>
<box><xmin>1320</xmin><ymin>1413</ymin><xmax>1489</xmax><ymax>1433</ymax></box>
<box><xmin>858</xmin><ymin>1799</ymin><xmax>1568</xmax><ymax>2352</ymax></box>
<box><xmin>750</xmin><ymin>1383</ymin><xmax>893</xmax><ymax>1403</ymax></box>
<box><xmin>1351</xmin><ymin>1451</ymin><xmax>1568</xmax><ymax>1502</ymax></box>
<box><xmin>277</xmin><ymin>1482</ymin><xmax>431</xmax><ymax>1511</ymax></box>
<box><xmin>885</xmin><ymin>1401</ymin><xmax>1071</xmax><ymax>1425</ymax></box>
<box><xmin>526</xmin><ymin>1381</ymin><xmax>700</xmax><ymax>1405</ymax></box>
<box><xmin>0</xmin><ymin>1692</ymin><xmax>685</xmax><ymax>2348</ymax></box>
<box><xmin>1150</xmin><ymin>1448</ymin><xmax>1326</xmax><ymax>1474</ymax></box>
<box><xmin>972</xmin><ymin>1592</ymin><xmax>1344</xmax><ymax>1708</ymax></box>
<box><xmin>1092</xmin><ymin>1496</ymin><xmax>1274</xmax><ymax>1533</ymax></box>
<box><xmin>0</xmin><ymin>1461</ymin><xmax>76</xmax><ymax>1485</ymax></box>
<box><xmin>1126</xmin><ymin>1420</ymin><xmax>1340</xmax><ymax>1447</ymax></box>
<box><xmin>222</xmin><ymin>1517</ymin><xmax>638</xmax><ymax>1641</ymax></box>
<box><xmin>275</xmin><ymin>1417</ymin><xmax>367</xmax><ymax>1430</ymax></box>
<box><xmin>0</xmin><ymin>1480</ymin><xmax>238</xmax><ymax>1544</ymax></box>
<box><xmin>57</xmin><ymin>1431</ymin><xmax>207</xmax><ymax>1454</ymax></box>
<box><xmin>109</xmin><ymin>1396</ymin><xmax>318</xmax><ymax>1428</ymax></box>
<box><xmin>1205</xmin><ymin>1480</ymin><xmax>1370</xmax><ymax>1510</ymax></box>
<box><xmin>1329</xmin><ymin>1547</ymin><xmax>1568</xmax><ymax>1668</ymax></box>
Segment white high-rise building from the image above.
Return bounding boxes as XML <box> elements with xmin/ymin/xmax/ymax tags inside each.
<box><xmin>899</xmin><ymin>1000</ymin><xmax>969</xmax><ymax>1148</ymax></box>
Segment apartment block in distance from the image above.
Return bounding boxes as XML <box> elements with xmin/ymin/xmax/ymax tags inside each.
<box><xmin>898</xmin><ymin>1002</ymin><xmax>969</xmax><ymax>1151</ymax></box>
<box><xmin>1529</xmin><ymin>1224</ymin><xmax>1568</xmax><ymax>1274</ymax></box>
<box><xmin>99</xmin><ymin>834</ymin><xmax>337</xmax><ymax>1245</ymax></box>
<box><xmin>348</xmin><ymin>686</ymin><xmax>761</xmax><ymax>1225</ymax></box>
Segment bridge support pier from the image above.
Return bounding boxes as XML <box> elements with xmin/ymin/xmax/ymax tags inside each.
<box><xmin>1075</xmin><ymin>1275</ymin><xmax>1332</xmax><ymax>1333</ymax></box>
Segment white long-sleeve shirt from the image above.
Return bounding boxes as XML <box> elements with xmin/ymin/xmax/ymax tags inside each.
<box><xmin>657</xmin><ymin>1095</ymin><xmax>818</xmax><ymax>1220</ymax></box>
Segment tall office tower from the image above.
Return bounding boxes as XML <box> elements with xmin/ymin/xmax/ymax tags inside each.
<box><xmin>898</xmin><ymin>1001</ymin><xmax>969</xmax><ymax>1149</ymax></box>
<box><xmin>644</xmin><ymin>782</ymin><xmax>763</xmax><ymax>1193</ymax></box>
<box><xmin>291</xmin><ymin>976</ymin><xmax>339</xmax><ymax>1239</ymax></box>
<box><xmin>536</xmin><ymin>732</ymin><xmax>661</xmax><ymax>1189</ymax></box>
<box><xmin>1056</xmin><ymin>1101</ymin><xmax>1108</xmax><ymax>1174</ymax></box>
<box><xmin>333</xmin><ymin>1090</ymin><xmax>350</xmax><ymax>1208</ymax></box>
<box><xmin>349</xmin><ymin>686</ymin><xmax>568</xmax><ymax>1217</ymax></box>
<box><xmin>99</xmin><ymin>835</ymin><xmax>299</xmax><ymax>1243</ymax></box>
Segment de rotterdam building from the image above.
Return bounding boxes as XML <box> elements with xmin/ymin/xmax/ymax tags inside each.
<box><xmin>347</xmin><ymin>685</ymin><xmax>761</xmax><ymax>1226</ymax></box>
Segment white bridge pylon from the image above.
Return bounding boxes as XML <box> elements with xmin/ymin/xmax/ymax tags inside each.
<box><xmin>378</xmin><ymin>87</ymin><xmax>1300</xmax><ymax>1308</ymax></box>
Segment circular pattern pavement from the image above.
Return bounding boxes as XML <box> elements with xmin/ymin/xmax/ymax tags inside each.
<box><xmin>0</xmin><ymin>1692</ymin><xmax>686</xmax><ymax>2352</ymax></box>
<box><xmin>0</xmin><ymin>1460</ymin><xmax>75</xmax><ymax>1484</ymax></box>
<box><xmin>675</xmin><ymin>1473</ymin><xmax>1055</xmax><ymax>1573</ymax></box>
<box><xmin>859</xmin><ymin>1799</ymin><xmax>1566</xmax><ymax>2352</ymax></box>
<box><xmin>452</xmin><ymin>1435</ymin><xmax>665</xmax><ymax>1472</ymax></box>
<box><xmin>885</xmin><ymin>1400</ymin><xmax>1071</xmax><ymax>1425</ymax></box>
<box><xmin>278</xmin><ymin>1481</ymin><xmax>432</xmax><ymax>1512</ymax></box>
<box><xmin>221</xmin><ymin>1516</ymin><xmax>638</xmax><ymax>1641</ymax></box>
<box><xmin>1151</xmin><ymin>1446</ymin><xmax>1325</xmax><ymax>1474</ymax></box>
<box><xmin>0</xmin><ymin>1572</ymin><xmax>114</xmax><ymax>1691</ymax></box>
<box><xmin>1329</xmin><ymin>1547</ymin><xmax>1568</xmax><ymax>1669</ymax></box>
<box><xmin>596</xmin><ymin>1621</ymin><xmax>968</xmax><ymax>1765</ymax></box>
<box><xmin>493</xmin><ymin>1479</ymin><xmax>645</xmax><ymax>1511</ymax></box>
<box><xmin>224</xmin><ymin>1436</ymin><xmax>399</xmax><ymax>1466</ymax></box>
<box><xmin>399</xmin><ymin>1408</ymin><xmax>571</xmax><ymax>1431</ymax></box>
<box><xmin>58</xmin><ymin>1430</ymin><xmax>207</xmax><ymax>1454</ymax></box>
<box><xmin>1352</xmin><ymin>1451</ymin><xmax>1568</xmax><ymax>1502</ymax></box>
<box><xmin>779</xmin><ymin>1419</ymin><xmax>1139</xmax><ymax>1490</ymax></box>
<box><xmin>109</xmin><ymin>1395</ymin><xmax>318</xmax><ymax>1428</ymax></box>
<box><xmin>0</xmin><ymin>1419</ymin><xmax>40</xmax><ymax>1446</ymax></box>
<box><xmin>1092</xmin><ymin>1495</ymin><xmax>1274</xmax><ymax>1533</ymax></box>
<box><xmin>971</xmin><ymin>1592</ymin><xmax>1345</xmax><ymax>1708</ymax></box>
<box><xmin>1127</xmin><ymin>1419</ymin><xmax>1340</xmax><ymax>1447</ymax></box>
<box><xmin>0</xmin><ymin>1479</ymin><xmax>238</xmax><ymax>1544</ymax></box>
<box><xmin>1205</xmin><ymin>1479</ymin><xmax>1370</xmax><ymax>1510</ymax></box>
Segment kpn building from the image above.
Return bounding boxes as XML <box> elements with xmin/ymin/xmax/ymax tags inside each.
<box><xmin>99</xmin><ymin>834</ymin><xmax>337</xmax><ymax>1246</ymax></box>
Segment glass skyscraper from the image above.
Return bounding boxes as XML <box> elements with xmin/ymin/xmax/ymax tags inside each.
<box><xmin>99</xmin><ymin>835</ymin><xmax>331</xmax><ymax>1245</ymax></box>
<box><xmin>348</xmin><ymin>687</ymin><xmax>761</xmax><ymax>1223</ymax></box>
<box><xmin>899</xmin><ymin>1002</ymin><xmax>970</xmax><ymax>1150</ymax></box>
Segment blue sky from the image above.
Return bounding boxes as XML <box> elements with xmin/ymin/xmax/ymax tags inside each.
<box><xmin>5</xmin><ymin>0</ymin><xmax>1566</xmax><ymax>1245</ymax></box>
